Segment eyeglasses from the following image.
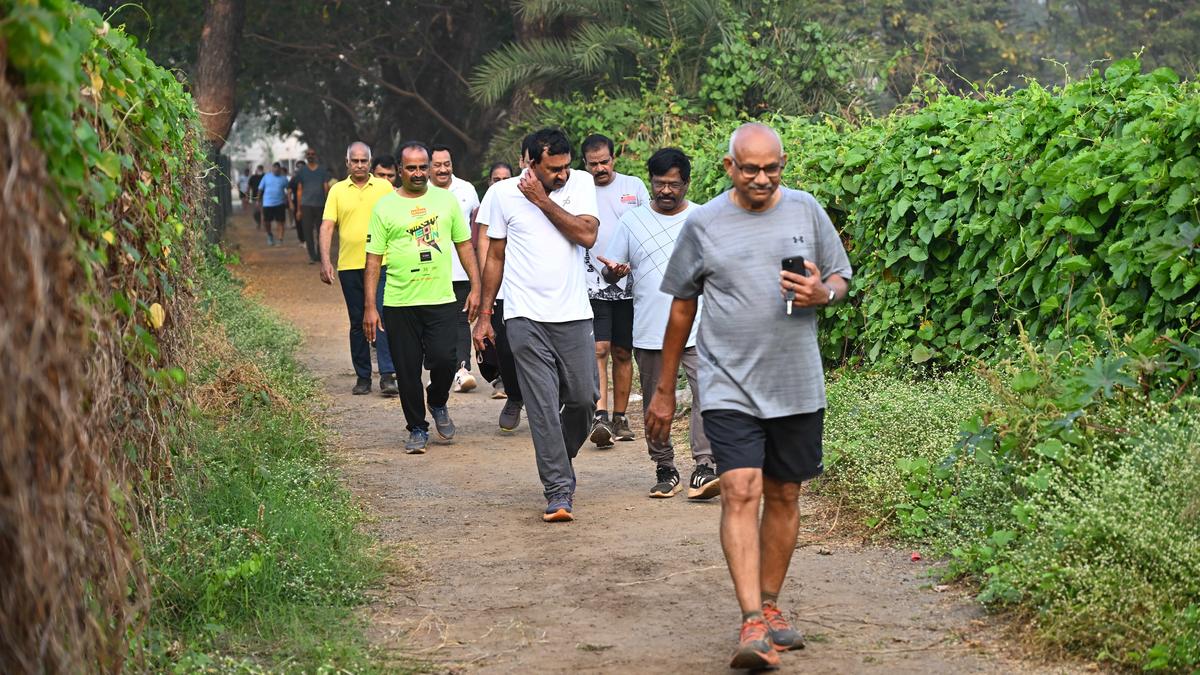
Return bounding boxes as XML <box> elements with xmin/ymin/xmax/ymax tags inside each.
<box><xmin>730</xmin><ymin>159</ymin><xmax>783</xmax><ymax>179</ymax></box>
<box><xmin>650</xmin><ymin>180</ymin><xmax>687</xmax><ymax>191</ymax></box>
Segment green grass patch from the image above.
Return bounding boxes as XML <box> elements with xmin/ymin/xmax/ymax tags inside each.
<box><xmin>140</xmin><ymin>251</ymin><xmax>387</xmax><ymax>672</ymax></box>
<box><xmin>817</xmin><ymin>343</ymin><xmax>1200</xmax><ymax>672</ymax></box>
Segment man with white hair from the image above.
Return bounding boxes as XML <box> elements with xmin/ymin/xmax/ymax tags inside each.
<box><xmin>646</xmin><ymin>123</ymin><xmax>852</xmax><ymax>669</ymax></box>
<box><xmin>319</xmin><ymin>141</ymin><xmax>398</xmax><ymax>396</ymax></box>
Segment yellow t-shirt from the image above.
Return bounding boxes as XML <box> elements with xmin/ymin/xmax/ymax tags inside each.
<box><xmin>322</xmin><ymin>176</ymin><xmax>395</xmax><ymax>270</ymax></box>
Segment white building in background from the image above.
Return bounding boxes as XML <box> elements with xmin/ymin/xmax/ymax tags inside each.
<box><xmin>223</xmin><ymin>113</ymin><xmax>308</xmax><ymax>185</ymax></box>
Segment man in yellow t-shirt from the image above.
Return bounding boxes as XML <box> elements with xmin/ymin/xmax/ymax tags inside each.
<box><xmin>363</xmin><ymin>142</ymin><xmax>481</xmax><ymax>454</ymax></box>
<box><xmin>319</xmin><ymin>142</ymin><xmax>398</xmax><ymax>397</ymax></box>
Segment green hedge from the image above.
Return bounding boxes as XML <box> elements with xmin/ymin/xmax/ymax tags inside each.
<box><xmin>516</xmin><ymin>61</ymin><xmax>1199</xmax><ymax>369</ymax></box>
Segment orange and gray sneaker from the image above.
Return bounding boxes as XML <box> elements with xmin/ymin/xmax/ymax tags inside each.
<box><xmin>730</xmin><ymin>617</ymin><xmax>781</xmax><ymax>669</ymax></box>
<box><xmin>762</xmin><ymin>601</ymin><xmax>805</xmax><ymax>651</ymax></box>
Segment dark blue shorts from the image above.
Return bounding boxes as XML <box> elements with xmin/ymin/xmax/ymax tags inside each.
<box><xmin>702</xmin><ymin>409</ymin><xmax>824</xmax><ymax>483</ymax></box>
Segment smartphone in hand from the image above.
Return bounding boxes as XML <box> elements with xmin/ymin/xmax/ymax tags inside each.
<box><xmin>781</xmin><ymin>256</ymin><xmax>808</xmax><ymax>315</ymax></box>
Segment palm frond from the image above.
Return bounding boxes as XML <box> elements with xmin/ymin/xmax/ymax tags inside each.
<box><xmin>469</xmin><ymin>39</ymin><xmax>580</xmax><ymax>104</ymax></box>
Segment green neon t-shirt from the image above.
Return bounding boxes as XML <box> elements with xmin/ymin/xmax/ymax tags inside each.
<box><xmin>365</xmin><ymin>186</ymin><xmax>469</xmax><ymax>307</ymax></box>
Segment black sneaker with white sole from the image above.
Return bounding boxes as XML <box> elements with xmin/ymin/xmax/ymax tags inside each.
<box><xmin>589</xmin><ymin>416</ymin><xmax>614</xmax><ymax>449</ymax></box>
<box><xmin>687</xmin><ymin>464</ymin><xmax>721</xmax><ymax>499</ymax></box>
<box><xmin>649</xmin><ymin>465</ymin><xmax>682</xmax><ymax>498</ymax></box>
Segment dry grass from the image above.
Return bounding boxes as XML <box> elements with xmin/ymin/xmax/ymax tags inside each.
<box><xmin>0</xmin><ymin>41</ymin><xmax>204</xmax><ymax>672</ymax></box>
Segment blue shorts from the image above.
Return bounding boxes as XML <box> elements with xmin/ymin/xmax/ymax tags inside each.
<box><xmin>702</xmin><ymin>409</ymin><xmax>824</xmax><ymax>483</ymax></box>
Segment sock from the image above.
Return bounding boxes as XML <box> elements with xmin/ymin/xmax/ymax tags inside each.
<box><xmin>742</xmin><ymin>609</ymin><xmax>764</xmax><ymax>623</ymax></box>
<box><xmin>613</xmin><ymin>411</ymin><xmax>626</xmax><ymax>418</ymax></box>
<box><xmin>761</xmin><ymin>591</ymin><xmax>779</xmax><ymax>607</ymax></box>
<box><xmin>595</xmin><ymin>410</ymin><xmax>609</xmax><ymax>422</ymax></box>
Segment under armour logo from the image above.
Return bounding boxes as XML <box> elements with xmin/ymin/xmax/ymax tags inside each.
<box><xmin>792</xmin><ymin>235</ymin><xmax>805</xmax><ymax>243</ymax></box>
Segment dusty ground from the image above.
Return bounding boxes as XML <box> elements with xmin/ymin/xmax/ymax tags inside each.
<box><xmin>228</xmin><ymin>213</ymin><xmax>1082</xmax><ymax>674</ymax></box>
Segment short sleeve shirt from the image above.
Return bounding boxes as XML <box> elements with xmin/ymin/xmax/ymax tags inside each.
<box><xmin>365</xmin><ymin>186</ymin><xmax>469</xmax><ymax>307</ymax></box>
<box><xmin>478</xmin><ymin>168</ymin><xmax>599</xmax><ymax>323</ymax></box>
<box><xmin>322</xmin><ymin>176</ymin><xmax>395</xmax><ymax>270</ymax></box>
<box><xmin>258</xmin><ymin>172</ymin><xmax>288</xmax><ymax>207</ymax></box>
<box><xmin>587</xmin><ymin>173</ymin><xmax>650</xmax><ymax>300</ymax></box>
<box><xmin>294</xmin><ymin>164</ymin><xmax>333</xmax><ymax>207</ymax></box>
<box><xmin>447</xmin><ymin>176</ymin><xmax>481</xmax><ymax>282</ymax></box>
<box><xmin>659</xmin><ymin>188</ymin><xmax>853</xmax><ymax>418</ymax></box>
<box><xmin>606</xmin><ymin>203</ymin><xmax>700</xmax><ymax>350</ymax></box>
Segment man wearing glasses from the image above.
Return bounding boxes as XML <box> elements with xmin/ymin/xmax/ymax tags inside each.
<box><xmin>596</xmin><ymin>148</ymin><xmax>719</xmax><ymax>501</ymax></box>
<box><xmin>319</xmin><ymin>142</ymin><xmax>399</xmax><ymax>396</ymax></box>
<box><xmin>646</xmin><ymin>123</ymin><xmax>852</xmax><ymax>669</ymax></box>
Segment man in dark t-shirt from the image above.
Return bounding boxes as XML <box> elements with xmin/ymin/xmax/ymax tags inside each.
<box><xmin>294</xmin><ymin>148</ymin><xmax>333</xmax><ymax>262</ymax></box>
<box><xmin>248</xmin><ymin>165</ymin><xmax>265</xmax><ymax>228</ymax></box>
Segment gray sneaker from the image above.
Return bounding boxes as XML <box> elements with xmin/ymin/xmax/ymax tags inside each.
<box><xmin>404</xmin><ymin>428</ymin><xmax>429</xmax><ymax>454</ymax></box>
<box><xmin>612</xmin><ymin>414</ymin><xmax>635</xmax><ymax>441</ymax></box>
<box><xmin>499</xmin><ymin>399</ymin><xmax>523</xmax><ymax>431</ymax></box>
<box><xmin>378</xmin><ymin>373</ymin><xmax>398</xmax><ymax>397</ymax></box>
<box><xmin>430</xmin><ymin>405</ymin><xmax>455</xmax><ymax>440</ymax></box>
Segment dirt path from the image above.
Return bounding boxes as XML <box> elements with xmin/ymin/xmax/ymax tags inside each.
<box><xmin>228</xmin><ymin>214</ymin><xmax>1077</xmax><ymax>674</ymax></box>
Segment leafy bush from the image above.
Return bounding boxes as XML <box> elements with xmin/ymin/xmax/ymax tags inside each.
<box><xmin>506</xmin><ymin>60</ymin><xmax>1200</xmax><ymax>370</ymax></box>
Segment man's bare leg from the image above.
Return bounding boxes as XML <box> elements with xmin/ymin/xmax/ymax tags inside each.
<box><xmin>594</xmin><ymin>340</ymin><xmax>611</xmax><ymax>413</ymax></box>
<box><xmin>719</xmin><ymin>467</ymin><xmax>764</xmax><ymax>615</ymax></box>
<box><xmin>759</xmin><ymin>476</ymin><xmax>801</xmax><ymax>597</ymax></box>
<box><xmin>612</xmin><ymin>344</ymin><xmax>633</xmax><ymax>411</ymax></box>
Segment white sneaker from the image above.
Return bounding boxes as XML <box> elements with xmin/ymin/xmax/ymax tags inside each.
<box><xmin>490</xmin><ymin>378</ymin><xmax>507</xmax><ymax>399</ymax></box>
<box><xmin>453</xmin><ymin>367</ymin><xmax>477</xmax><ymax>393</ymax></box>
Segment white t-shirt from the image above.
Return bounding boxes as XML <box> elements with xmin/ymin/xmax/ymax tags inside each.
<box><xmin>586</xmin><ymin>172</ymin><xmax>649</xmax><ymax>300</ymax></box>
<box><xmin>447</xmin><ymin>175</ymin><xmax>480</xmax><ymax>282</ymax></box>
<box><xmin>478</xmin><ymin>168</ymin><xmax>599</xmax><ymax>323</ymax></box>
<box><xmin>605</xmin><ymin>203</ymin><xmax>701</xmax><ymax>350</ymax></box>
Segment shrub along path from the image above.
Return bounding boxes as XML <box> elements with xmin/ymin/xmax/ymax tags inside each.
<box><xmin>228</xmin><ymin>213</ymin><xmax>1078</xmax><ymax>673</ymax></box>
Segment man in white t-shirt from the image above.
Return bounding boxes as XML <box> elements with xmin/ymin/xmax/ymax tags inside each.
<box><xmin>473</xmin><ymin>128</ymin><xmax>600</xmax><ymax>523</ymax></box>
<box><xmin>598</xmin><ymin>147</ymin><xmax>718</xmax><ymax>501</ymax></box>
<box><xmin>430</xmin><ymin>144</ymin><xmax>482</xmax><ymax>393</ymax></box>
<box><xmin>580</xmin><ymin>134</ymin><xmax>650</xmax><ymax>449</ymax></box>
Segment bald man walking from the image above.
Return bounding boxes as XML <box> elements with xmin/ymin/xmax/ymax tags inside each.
<box><xmin>646</xmin><ymin>123</ymin><xmax>852</xmax><ymax>669</ymax></box>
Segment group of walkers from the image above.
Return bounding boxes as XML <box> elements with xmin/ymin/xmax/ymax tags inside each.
<box><xmin>253</xmin><ymin>122</ymin><xmax>852</xmax><ymax>670</ymax></box>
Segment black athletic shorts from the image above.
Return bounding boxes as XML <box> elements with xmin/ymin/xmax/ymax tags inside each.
<box><xmin>590</xmin><ymin>298</ymin><xmax>633</xmax><ymax>349</ymax></box>
<box><xmin>262</xmin><ymin>204</ymin><xmax>286</xmax><ymax>223</ymax></box>
<box><xmin>702</xmin><ymin>408</ymin><xmax>825</xmax><ymax>483</ymax></box>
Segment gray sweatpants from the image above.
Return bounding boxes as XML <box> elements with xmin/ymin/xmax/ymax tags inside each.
<box><xmin>507</xmin><ymin>318</ymin><xmax>598</xmax><ymax>499</ymax></box>
<box><xmin>634</xmin><ymin>347</ymin><xmax>713</xmax><ymax>470</ymax></box>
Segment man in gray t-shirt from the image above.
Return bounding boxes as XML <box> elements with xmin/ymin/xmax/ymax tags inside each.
<box><xmin>647</xmin><ymin>123</ymin><xmax>852</xmax><ymax>670</ymax></box>
<box><xmin>294</xmin><ymin>148</ymin><xmax>333</xmax><ymax>263</ymax></box>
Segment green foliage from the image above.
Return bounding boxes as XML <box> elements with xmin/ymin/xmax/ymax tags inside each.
<box><xmin>523</xmin><ymin>60</ymin><xmax>1200</xmax><ymax>371</ymax></box>
<box><xmin>142</xmin><ymin>255</ymin><xmax>384</xmax><ymax>672</ymax></box>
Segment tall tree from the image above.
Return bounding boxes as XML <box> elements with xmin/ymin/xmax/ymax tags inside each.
<box><xmin>194</xmin><ymin>0</ymin><xmax>246</xmax><ymax>149</ymax></box>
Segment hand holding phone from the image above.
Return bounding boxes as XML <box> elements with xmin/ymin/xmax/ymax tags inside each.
<box><xmin>781</xmin><ymin>256</ymin><xmax>809</xmax><ymax>315</ymax></box>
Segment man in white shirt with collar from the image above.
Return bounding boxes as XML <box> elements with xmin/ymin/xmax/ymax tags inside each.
<box><xmin>430</xmin><ymin>144</ymin><xmax>482</xmax><ymax>393</ymax></box>
<box><xmin>473</xmin><ymin>128</ymin><xmax>600</xmax><ymax>523</ymax></box>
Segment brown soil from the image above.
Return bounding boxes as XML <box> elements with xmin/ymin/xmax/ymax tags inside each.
<box><xmin>228</xmin><ymin>214</ymin><xmax>1084</xmax><ymax>674</ymax></box>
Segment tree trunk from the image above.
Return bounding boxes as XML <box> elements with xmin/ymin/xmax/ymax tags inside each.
<box><xmin>194</xmin><ymin>0</ymin><xmax>247</xmax><ymax>149</ymax></box>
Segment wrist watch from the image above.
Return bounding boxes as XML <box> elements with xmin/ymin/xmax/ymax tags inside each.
<box><xmin>826</xmin><ymin>285</ymin><xmax>836</xmax><ymax>304</ymax></box>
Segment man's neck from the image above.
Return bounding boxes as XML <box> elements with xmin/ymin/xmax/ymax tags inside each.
<box><xmin>398</xmin><ymin>186</ymin><xmax>427</xmax><ymax>198</ymax></box>
<box><xmin>307</xmin><ymin>160</ymin><xmax>318</xmax><ymax>169</ymax></box>
<box><xmin>350</xmin><ymin>173</ymin><xmax>370</xmax><ymax>187</ymax></box>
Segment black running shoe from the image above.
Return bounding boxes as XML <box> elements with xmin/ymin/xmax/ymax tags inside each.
<box><xmin>612</xmin><ymin>414</ymin><xmax>635</xmax><ymax>441</ymax></box>
<box><xmin>687</xmin><ymin>464</ymin><xmax>721</xmax><ymax>500</ymax></box>
<box><xmin>649</xmin><ymin>465</ymin><xmax>681</xmax><ymax>498</ymax></box>
<box><xmin>589</xmin><ymin>416</ymin><xmax>614</xmax><ymax>449</ymax></box>
<box><xmin>351</xmin><ymin>377</ymin><xmax>371</xmax><ymax>395</ymax></box>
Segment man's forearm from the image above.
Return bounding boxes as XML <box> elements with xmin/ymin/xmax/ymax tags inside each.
<box><xmin>455</xmin><ymin>240</ymin><xmax>480</xmax><ymax>290</ymax></box>
<box><xmin>479</xmin><ymin>239</ymin><xmax>506</xmax><ymax>309</ymax></box>
<box><xmin>538</xmin><ymin>199</ymin><xmax>597</xmax><ymax>248</ymax></box>
<box><xmin>364</xmin><ymin>254</ymin><xmax>382</xmax><ymax>307</ymax></box>
<box><xmin>657</xmin><ymin>298</ymin><xmax>698</xmax><ymax>394</ymax></box>
<box><xmin>319</xmin><ymin>219</ymin><xmax>336</xmax><ymax>264</ymax></box>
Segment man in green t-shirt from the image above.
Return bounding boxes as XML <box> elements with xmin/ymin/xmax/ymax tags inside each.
<box><xmin>364</xmin><ymin>142</ymin><xmax>481</xmax><ymax>453</ymax></box>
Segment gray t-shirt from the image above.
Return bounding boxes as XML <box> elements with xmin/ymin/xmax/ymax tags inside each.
<box><xmin>294</xmin><ymin>163</ymin><xmax>332</xmax><ymax>207</ymax></box>
<box><xmin>660</xmin><ymin>188</ymin><xmax>852</xmax><ymax>418</ymax></box>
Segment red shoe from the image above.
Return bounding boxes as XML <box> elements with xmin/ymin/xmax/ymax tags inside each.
<box><xmin>763</xmin><ymin>601</ymin><xmax>806</xmax><ymax>651</ymax></box>
<box><xmin>730</xmin><ymin>617</ymin><xmax>781</xmax><ymax>669</ymax></box>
